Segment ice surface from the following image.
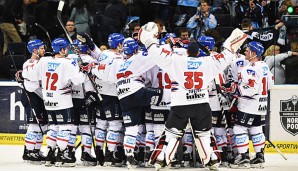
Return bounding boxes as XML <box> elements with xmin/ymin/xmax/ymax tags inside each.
<box><xmin>0</xmin><ymin>145</ymin><xmax>297</xmax><ymax>171</ymax></box>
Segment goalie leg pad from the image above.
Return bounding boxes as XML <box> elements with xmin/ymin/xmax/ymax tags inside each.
<box><xmin>193</xmin><ymin>130</ymin><xmax>212</xmax><ymax>165</ymax></box>
<box><xmin>150</xmin><ymin>127</ymin><xmax>183</xmax><ymax>165</ymax></box>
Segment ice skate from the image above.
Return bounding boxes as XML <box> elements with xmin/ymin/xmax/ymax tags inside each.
<box><xmin>55</xmin><ymin>147</ymin><xmax>76</xmax><ymax>167</ymax></box>
<box><xmin>230</xmin><ymin>152</ymin><xmax>250</xmax><ymax>169</ymax></box>
<box><xmin>250</xmin><ymin>149</ymin><xmax>265</xmax><ymax>168</ymax></box>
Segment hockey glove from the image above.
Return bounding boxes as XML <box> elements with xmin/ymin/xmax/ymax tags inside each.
<box><xmin>77</xmin><ymin>33</ymin><xmax>95</xmax><ymax>51</ymax></box>
<box><xmin>80</xmin><ymin>62</ymin><xmax>95</xmax><ymax>74</ymax></box>
<box><xmin>15</xmin><ymin>70</ymin><xmax>24</xmax><ymax>83</ymax></box>
<box><xmin>221</xmin><ymin>82</ymin><xmax>238</xmax><ymax>94</ymax></box>
<box><xmin>138</xmin><ymin>22</ymin><xmax>159</xmax><ymax>49</ymax></box>
<box><xmin>85</xmin><ymin>92</ymin><xmax>99</xmax><ymax>107</ymax></box>
<box><xmin>223</xmin><ymin>28</ymin><xmax>248</xmax><ymax>53</ymax></box>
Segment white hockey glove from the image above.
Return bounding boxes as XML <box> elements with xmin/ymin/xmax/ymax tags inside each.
<box><xmin>138</xmin><ymin>22</ymin><xmax>159</xmax><ymax>48</ymax></box>
<box><xmin>223</xmin><ymin>28</ymin><xmax>248</xmax><ymax>53</ymax></box>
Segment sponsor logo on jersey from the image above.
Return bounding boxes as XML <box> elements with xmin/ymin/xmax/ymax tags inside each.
<box><xmin>119</xmin><ymin>61</ymin><xmax>132</xmax><ymax>72</ymax></box>
<box><xmin>262</xmin><ymin>66</ymin><xmax>268</xmax><ymax>76</ymax></box>
<box><xmin>118</xmin><ymin>87</ymin><xmax>130</xmax><ymax>96</ymax></box>
<box><xmin>280</xmin><ymin>95</ymin><xmax>298</xmax><ymax>136</ymax></box>
<box><xmin>187</xmin><ymin>61</ymin><xmax>202</xmax><ymax>70</ymax></box>
<box><xmin>69</xmin><ymin>136</ymin><xmax>76</xmax><ymax>145</ymax></box>
<box><xmin>236</xmin><ymin>60</ymin><xmax>244</xmax><ymax>67</ymax></box>
<box><xmin>148</xmin><ymin>133</ymin><xmax>155</xmax><ymax>141</ymax></box>
<box><xmin>48</xmin><ymin>62</ymin><xmax>60</xmax><ymax>72</ymax></box>
<box><xmin>86</xmin><ymin>138</ymin><xmax>92</xmax><ymax>145</ymax></box>
<box><xmin>246</xmin><ymin>69</ymin><xmax>255</xmax><ymax>77</ymax></box>
<box><xmin>98</xmin><ymin>53</ymin><xmax>109</xmax><ymax>62</ymax></box>
<box><xmin>44</xmin><ymin>100</ymin><xmax>58</xmax><ymax>107</ymax></box>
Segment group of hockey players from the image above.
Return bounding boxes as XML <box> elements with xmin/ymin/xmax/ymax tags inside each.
<box><xmin>15</xmin><ymin>21</ymin><xmax>273</xmax><ymax>170</ymax></box>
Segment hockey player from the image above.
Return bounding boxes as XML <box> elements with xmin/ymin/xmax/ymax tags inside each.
<box><xmin>198</xmin><ymin>36</ymin><xmax>232</xmax><ymax>167</ymax></box>
<box><xmin>81</xmin><ymin>38</ymin><xmax>163</xmax><ymax>168</ymax></box>
<box><xmin>30</xmin><ymin>38</ymin><xmax>87</xmax><ymax>167</ymax></box>
<box><xmin>17</xmin><ymin>39</ymin><xmax>48</xmax><ymax>164</ymax></box>
<box><xmin>70</xmin><ymin>39</ymin><xmax>98</xmax><ymax>166</ymax></box>
<box><xmin>230</xmin><ymin>41</ymin><xmax>274</xmax><ymax>169</ymax></box>
<box><xmin>91</xmin><ymin>33</ymin><xmax>125</xmax><ymax>167</ymax></box>
<box><xmin>138</xmin><ymin>22</ymin><xmax>247</xmax><ymax>171</ymax></box>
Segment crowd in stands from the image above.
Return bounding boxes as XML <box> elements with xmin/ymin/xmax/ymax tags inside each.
<box><xmin>0</xmin><ymin>0</ymin><xmax>297</xmax><ymax>83</ymax></box>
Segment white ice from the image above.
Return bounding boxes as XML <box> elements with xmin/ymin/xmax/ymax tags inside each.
<box><xmin>0</xmin><ymin>145</ymin><xmax>297</xmax><ymax>171</ymax></box>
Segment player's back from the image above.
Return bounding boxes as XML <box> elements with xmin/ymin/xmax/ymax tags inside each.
<box><xmin>36</xmin><ymin>56</ymin><xmax>86</xmax><ymax>110</ymax></box>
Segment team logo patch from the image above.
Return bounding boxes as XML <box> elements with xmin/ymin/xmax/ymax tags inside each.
<box><xmin>98</xmin><ymin>53</ymin><xmax>109</xmax><ymax>62</ymax></box>
<box><xmin>236</xmin><ymin>60</ymin><xmax>244</xmax><ymax>67</ymax></box>
<box><xmin>48</xmin><ymin>62</ymin><xmax>60</xmax><ymax>72</ymax></box>
<box><xmin>246</xmin><ymin>69</ymin><xmax>255</xmax><ymax>77</ymax></box>
<box><xmin>187</xmin><ymin>61</ymin><xmax>202</xmax><ymax>70</ymax></box>
<box><xmin>280</xmin><ymin>95</ymin><xmax>298</xmax><ymax>136</ymax></box>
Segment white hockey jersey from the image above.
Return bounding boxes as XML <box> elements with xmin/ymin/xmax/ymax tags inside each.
<box><xmin>229</xmin><ymin>54</ymin><xmax>249</xmax><ymax>83</ymax></box>
<box><xmin>31</xmin><ymin>56</ymin><xmax>87</xmax><ymax>110</ymax></box>
<box><xmin>147</xmin><ymin>45</ymin><xmax>235</xmax><ymax>106</ymax></box>
<box><xmin>67</xmin><ymin>54</ymin><xmax>97</xmax><ymax>99</ymax></box>
<box><xmin>94</xmin><ymin>50</ymin><xmax>122</xmax><ymax>96</ymax></box>
<box><xmin>92</xmin><ymin>50</ymin><xmax>156</xmax><ymax>100</ymax></box>
<box><xmin>237</xmin><ymin>61</ymin><xmax>274</xmax><ymax>115</ymax></box>
<box><xmin>145</xmin><ymin>66</ymin><xmax>171</xmax><ymax>110</ymax></box>
<box><xmin>22</xmin><ymin>58</ymin><xmax>42</xmax><ymax>97</ymax></box>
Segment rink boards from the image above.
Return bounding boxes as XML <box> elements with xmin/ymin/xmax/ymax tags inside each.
<box><xmin>0</xmin><ymin>82</ymin><xmax>297</xmax><ymax>153</ymax></box>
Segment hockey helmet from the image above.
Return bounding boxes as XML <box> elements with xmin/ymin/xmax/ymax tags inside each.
<box><xmin>108</xmin><ymin>33</ymin><xmax>125</xmax><ymax>49</ymax></box>
<box><xmin>51</xmin><ymin>38</ymin><xmax>70</xmax><ymax>53</ymax></box>
<box><xmin>197</xmin><ymin>36</ymin><xmax>215</xmax><ymax>50</ymax></box>
<box><xmin>122</xmin><ymin>38</ymin><xmax>138</xmax><ymax>55</ymax></box>
<box><xmin>72</xmin><ymin>39</ymin><xmax>88</xmax><ymax>53</ymax></box>
<box><xmin>27</xmin><ymin>39</ymin><xmax>45</xmax><ymax>54</ymax></box>
<box><xmin>247</xmin><ymin>41</ymin><xmax>264</xmax><ymax>57</ymax></box>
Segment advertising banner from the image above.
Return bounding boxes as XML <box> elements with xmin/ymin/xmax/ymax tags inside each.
<box><xmin>0</xmin><ymin>82</ymin><xmax>27</xmax><ymax>134</ymax></box>
<box><xmin>269</xmin><ymin>85</ymin><xmax>298</xmax><ymax>153</ymax></box>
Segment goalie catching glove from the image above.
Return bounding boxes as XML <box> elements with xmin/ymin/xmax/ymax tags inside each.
<box><xmin>138</xmin><ymin>22</ymin><xmax>159</xmax><ymax>48</ymax></box>
<box><xmin>77</xmin><ymin>33</ymin><xmax>95</xmax><ymax>51</ymax></box>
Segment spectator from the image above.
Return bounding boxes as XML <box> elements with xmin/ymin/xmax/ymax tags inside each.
<box><xmin>264</xmin><ymin>45</ymin><xmax>298</xmax><ymax>84</ymax></box>
<box><xmin>247</xmin><ymin>0</ymin><xmax>263</xmax><ymax>29</ymax></box>
<box><xmin>60</xmin><ymin>20</ymin><xmax>78</xmax><ymax>41</ymax></box>
<box><xmin>204</xmin><ymin>28</ymin><xmax>225</xmax><ymax>52</ymax></box>
<box><xmin>0</xmin><ymin>0</ymin><xmax>25</xmax><ymax>55</ymax></box>
<box><xmin>129</xmin><ymin>22</ymin><xmax>140</xmax><ymax>38</ymax></box>
<box><xmin>154</xmin><ymin>18</ymin><xmax>167</xmax><ymax>38</ymax></box>
<box><xmin>101</xmin><ymin>0</ymin><xmax>127</xmax><ymax>43</ymax></box>
<box><xmin>69</xmin><ymin>0</ymin><xmax>94</xmax><ymax>36</ymax></box>
<box><xmin>178</xmin><ymin>27</ymin><xmax>189</xmax><ymax>41</ymax></box>
<box><xmin>281</xmin><ymin>41</ymin><xmax>298</xmax><ymax>84</ymax></box>
<box><xmin>99</xmin><ymin>43</ymin><xmax>109</xmax><ymax>51</ymax></box>
<box><xmin>191</xmin><ymin>0</ymin><xmax>217</xmax><ymax>39</ymax></box>
<box><xmin>174</xmin><ymin>0</ymin><xmax>199</xmax><ymax>27</ymax></box>
<box><xmin>234</xmin><ymin>0</ymin><xmax>250</xmax><ymax>27</ymax></box>
<box><xmin>150</xmin><ymin>0</ymin><xmax>171</xmax><ymax>27</ymax></box>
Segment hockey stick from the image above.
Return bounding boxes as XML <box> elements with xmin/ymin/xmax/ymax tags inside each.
<box><xmin>266</xmin><ymin>138</ymin><xmax>287</xmax><ymax>160</ymax></box>
<box><xmin>35</xmin><ymin>23</ymin><xmax>52</xmax><ymax>43</ymax></box>
<box><xmin>57</xmin><ymin>0</ymin><xmax>102</xmax><ymax>101</ymax></box>
<box><xmin>7</xmin><ymin>46</ymin><xmax>44</xmax><ymax>135</ymax></box>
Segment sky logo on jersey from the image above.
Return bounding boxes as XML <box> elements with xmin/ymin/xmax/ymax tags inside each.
<box><xmin>119</xmin><ymin>61</ymin><xmax>132</xmax><ymax>72</ymax></box>
<box><xmin>187</xmin><ymin>61</ymin><xmax>202</xmax><ymax>70</ymax></box>
<box><xmin>48</xmin><ymin>62</ymin><xmax>60</xmax><ymax>72</ymax></box>
<box><xmin>262</xmin><ymin>66</ymin><xmax>268</xmax><ymax>76</ymax></box>
<box><xmin>246</xmin><ymin>69</ymin><xmax>256</xmax><ymax>77</ymax></box>
<box><xmin>98</xmin><ymin>53</ymin><xmax>109</xmax><ymax>62</ymax></box>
